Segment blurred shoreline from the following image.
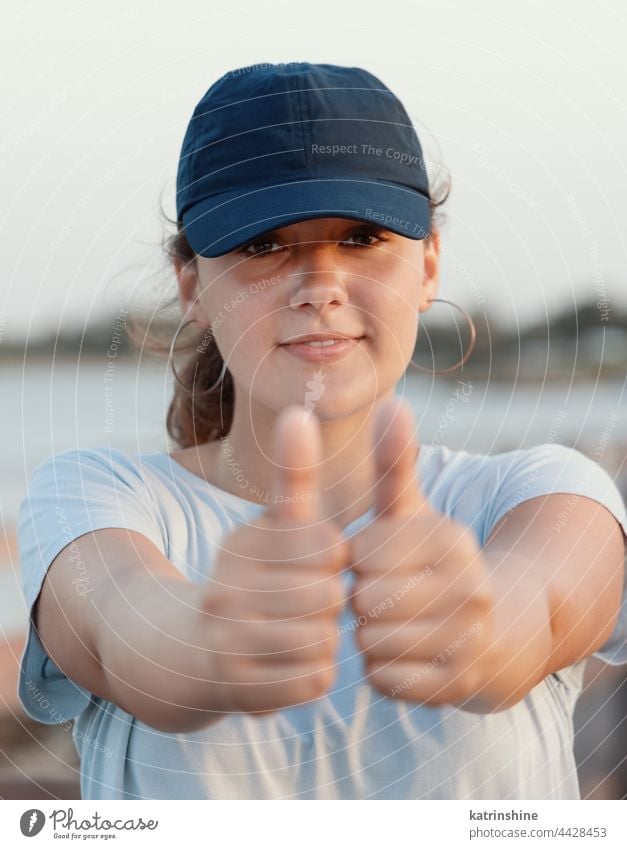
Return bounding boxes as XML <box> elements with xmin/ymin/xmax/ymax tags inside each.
<box><xmin>2</xmin><ymin>296</ymin><xmax>626</xmax><ymax>383</ymax></box>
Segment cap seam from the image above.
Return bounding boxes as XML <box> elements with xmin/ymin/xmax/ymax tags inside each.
<box><xmin>293</xmin><ymin>72</ymin><xmax>311</xmax><ymax>178</ymax></box>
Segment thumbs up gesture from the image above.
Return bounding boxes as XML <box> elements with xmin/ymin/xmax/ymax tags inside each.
<box><xmin>203</xmin><ymin>406</ymin><xmax>350</xmax><ymax>716</ymax></box>
<box><xmin>349</xmin><ymin>398</ymin><xmax>496</xmax><ymax>707</ymax></box>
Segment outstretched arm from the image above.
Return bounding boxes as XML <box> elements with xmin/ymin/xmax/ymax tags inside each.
<box><xmin>349</xmin><ymin>399</ymin><xmax>625</xmax><ymax>714</ymax></box>
<box><xmin>464</xmin><ymin>492</ymin><xmax>626</xmax><ymax>712</ymax></box>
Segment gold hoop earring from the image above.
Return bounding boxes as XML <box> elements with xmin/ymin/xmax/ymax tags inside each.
<box><xmin>410</xmin><ymin>298</ymin><xmax>477</xmax><ymax>375</ymax></box>
<box><xmin>169</xmin><ymin>319</ymin><xmax>229</xmax><ymax>395</ymax></box>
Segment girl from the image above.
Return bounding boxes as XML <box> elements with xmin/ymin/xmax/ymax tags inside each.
<box><xmin>18</xmin><ymin>62</ymin><xmax>627</xmax><ymax>800</ymax></box>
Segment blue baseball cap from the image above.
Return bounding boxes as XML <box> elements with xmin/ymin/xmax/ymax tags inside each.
<box><xmin>176</xmin><ymin>62</ymin><xmax>432</xmax><ymax>258</ymax></box>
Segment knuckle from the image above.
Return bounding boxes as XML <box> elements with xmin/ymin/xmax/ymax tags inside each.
<box><xmin>449</xmin><ymin>584</ymin><xmax>481</xmax><ymax>614</ymax></box>
<box><xmin>446</xmin><ymin>658</ymin><xmax>480</xmax><ymax>697</ymax></box>
<box><xmin>464</xmin><ymin>665</ymin><xmax>483</xmax><ymax>693</ymax></box>
<box><xmin>308</xmin><ymin>664</ymin><xmax>334</xmax><ymax>697</ymax></box>
<box><xmin>354</xmin><ymin>622</ymin><xmax>372</xmax><ymax>652</ymax></box>
<box><xmin>307</xmin><ymin>623</ymin><xmax>336</xmax><ymax>656</ymax></box>
<box><xmin>351</xmin><ymin>582</ymin><xmax>378</xmax><ymax>619</ymax></box>
<box><xmin>323</xmin><ymin>576</ymin><xmax>345</xmax><ymax>613</ymax></box>
<box><xmin>453</xmin><ymin>669</ymin><xmax>480</xmax><ymax>701</ymax></box>
<box><xmin>364</xmin><ymin>661</ymin><xmax>388</xmax><ymax>692</ymax></box>
<box><xmin>210</xmin><ymin>622</ymin><xmax>233</xmax><ymax>658</ymax></box>
<box><xmin>420</xmin><ymin>690</ymin><xmax>455</xmax><ymax>708</ymax></box>
<box><xmin>460</xmin><ymin>575</ymin><xmax>493</xmax><ymax>613</ymax></box>
<box><xmin>320</xmin><ymin>664</ymin><xmax>337</xmax><ymax>691</ymax></box>
<box><xmin>314</xmin><ymin>525</ymin><xmax>348</xmax><ymax>568</ymax></box>
<box><xmin>328</xmin><ymin>537</ymin><xmax>350</xmax><ymax>571</ymax></box>
<box><xmin>470</xmin><ymin>585</ymin><xmax>493</xmax><ymax>613</ymax></box>
<box><xmin>323</xmin><ymin>621</ymin><xmax>341</xmax><ymax>651</ymax></box>
<box><xmin>212</xmin><ymin>585</ymin><xmax>242</xmax><ymax>617</ymax></box>
<box><xmin>349</xmin><ymin>586</ymin><xmax>367</xmax><ymax>618</ymax></box>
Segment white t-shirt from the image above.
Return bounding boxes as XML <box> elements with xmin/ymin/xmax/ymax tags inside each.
<box><xmin>17</xmin><ymin>441</ymin><xmax>627</xmax><ymax>800</ymax></box>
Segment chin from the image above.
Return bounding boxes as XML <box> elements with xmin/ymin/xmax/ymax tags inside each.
<box><xmin>281</xmin><ymin>381</ymin><xmax>386</xmax><ymax>422</ymax></box>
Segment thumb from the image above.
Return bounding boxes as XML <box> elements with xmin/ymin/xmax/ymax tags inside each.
<box><xmin>266</xmin><ymin>405</ymin><xmax>323</xmax><ymax>523</ymax></box>
<box><xmin>372</xmin><ymin>397</ymin><xmax>428</xmax><ymax>518</ymax></box>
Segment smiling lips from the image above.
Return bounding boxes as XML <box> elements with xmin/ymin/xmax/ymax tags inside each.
<box><xmin>280</xmin><ymin>332</ymin><xmax>362</xmax><ymax>344</ymax></box>
<box><xmin>279</xmin><ymin>332</ymin><xmax>364</xmax><ymax>362</ymax></box>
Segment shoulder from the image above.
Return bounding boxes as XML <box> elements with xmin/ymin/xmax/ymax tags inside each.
<box><xmin>23</xmin><ymin>444</ymin><xmax>163</xmax><ymax>498</ymax></box>
<box><xmin>422</xmin><ymin>441</ymin><xmax>627</xmax><ymax>546</ymax></box>
<box><xmin>419</xmin><ymin>442</ymin><xmax>509</xmax><ymax>494</ymax></box>
<box><xmin>425</xmin><ymin>440</ymin><xmax>618</xmax><ymax>489</ymax></box>
<box><xmin>18</xmin><ymin>445</ymin><xmax>166</xmax><ymax>559</ymax></box>
<box><xmin>27</xmin><ymin>444</ymin><xmax>139</xmax><ymax>478</ymax></box>
<box><xmin>484</xmin><ymin>442</ymin><xmax>625</xmax><ymax>510</ymax></box>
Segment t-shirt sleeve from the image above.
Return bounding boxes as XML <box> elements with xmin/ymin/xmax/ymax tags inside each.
<box><xmin>16</xmin><ymin>446</ymin><xmax>165</xmax><ymax>724</ymax></box>
<box><xmin>482</xmin><ymin>443</ymin><xmax>627</xmax><ymax>666</ymax></box>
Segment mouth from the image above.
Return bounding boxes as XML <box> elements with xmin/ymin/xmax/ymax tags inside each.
<box><xmin>278</xmin><ymin>333</ymin><xmax>365</xmax><ymax>362</ymax></box>
<box><xmin>279</xmin><ymin>332</ymin><xmax>364</xmax><ymax>346</ymax></box>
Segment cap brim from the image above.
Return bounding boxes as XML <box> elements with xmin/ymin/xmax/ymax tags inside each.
<box><xmin>180</xmin><ymin>179</ymin><xmax>431</xmax><ymax>258</ymax></box>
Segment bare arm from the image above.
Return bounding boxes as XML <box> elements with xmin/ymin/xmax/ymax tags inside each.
<box><xmin>33</xmin><ymin>410</ymin><xmax>361</xmax><ymax>732</ymax></box>
<box><xmin>459</xmin><ymin>493</ymin><xmax>625</xmax><ymax>713</ymax></box>
<box><xmin>34</xmin><ymin>528</ymin><xmax>225</xmax><ymax>733</ymax></box>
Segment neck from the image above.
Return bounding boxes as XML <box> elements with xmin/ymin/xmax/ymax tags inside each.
<box><xmin>213</xmin><ymin>386</ymin><xmax>400</xmax><ymax>528</ymax></box>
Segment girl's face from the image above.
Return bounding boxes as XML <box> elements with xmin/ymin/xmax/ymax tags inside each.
<box><xmin>176</xmin><ymin>217</ymin><xmax>440</xmax><ymax>420</ymax></box>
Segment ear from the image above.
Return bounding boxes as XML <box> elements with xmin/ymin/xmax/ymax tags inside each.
<box><xmin>419</xmin><ymin>227</ymin><xmax>440</xmax><ymax>313</ymax></box>
<box><xmin>173</xmin><ymin>255</ymin><xmax>211</xmax><ymax>329</ymax></box>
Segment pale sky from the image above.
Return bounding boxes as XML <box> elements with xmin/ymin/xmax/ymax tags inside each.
<box><xmin>2</xmin><ymin>0</ymin><xmax>627</xmax><ymax>342</ymax></box>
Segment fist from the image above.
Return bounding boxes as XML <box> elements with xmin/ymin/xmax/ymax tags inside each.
<box><xmin>201</xmin><ymin>406</ymin><xmax>350</xmax><ymax>716</ymax></box>
<box><xmin>349</xmin><ymin>398</ymin><xmax>496</xmax><ymax>707</ymax></box>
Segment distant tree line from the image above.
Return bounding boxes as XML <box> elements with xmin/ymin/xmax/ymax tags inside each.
<box><xmin>2</xmin><ymin>299</ymin><xmax>626</xmax><ymax>379</ymax></box>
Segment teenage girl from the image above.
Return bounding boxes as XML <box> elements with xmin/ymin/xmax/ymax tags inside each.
<box><xmin>18</xmin><ymin>62</ymin><xmax>627</xmax><ymax>799</ymax></box>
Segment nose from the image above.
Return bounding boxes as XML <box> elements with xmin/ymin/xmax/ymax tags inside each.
<box><xmin>286</xmin><ymin>246</ymin><xmax>350</xmax><ymax>312</ymax></box>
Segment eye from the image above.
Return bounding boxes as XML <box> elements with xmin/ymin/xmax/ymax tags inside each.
<box><xmin>342</xmin><ymin>228</ymin><xmax>389</xmax><ymax>247</ymax></box>
<box><xmin>237</xmin><ymin>226</ymin><xmax>389</xmax><ymax>256</ymax></box>
<box><xmin>238</xmin><ymin>237</ymin><xmax>283</xmax><ymax>257</ymax></box>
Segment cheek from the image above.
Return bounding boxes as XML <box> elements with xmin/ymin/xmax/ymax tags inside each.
<box><xmin>366</xmin><ymin>282</ymin><xmax>420</xmax><ymax>364</ymax></box>
<box><xmin>210</xmin><ymin>295</ymin><xmax>275</xmax><ymax>373</ymax></box>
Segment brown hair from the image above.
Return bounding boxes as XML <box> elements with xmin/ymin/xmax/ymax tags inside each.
<box><xmin>127</xmin><ymin>170</ymin><xmax>451</xmax><ymax>450</ymax></box>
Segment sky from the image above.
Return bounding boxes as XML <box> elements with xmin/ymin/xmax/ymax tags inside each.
<box><xmin>2</xmin><ymin>0</ymin><xmax>627</xmax><ymax>343</ymax></box>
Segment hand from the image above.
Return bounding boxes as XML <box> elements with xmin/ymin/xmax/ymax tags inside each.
<box><xmin>200</xmin><ymin>406</ymin><xmax>350</xmax><ymax>716</ymax></box>
<box><xmin>349</xmin><ymin>397</ymin><xmax>496</xmax><ymax>707</ymax></box>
